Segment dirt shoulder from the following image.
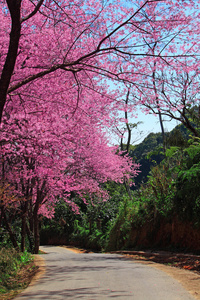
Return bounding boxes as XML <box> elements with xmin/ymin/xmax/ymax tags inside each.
<box><xmin>29</xmin><ymin>254</ymin><xmax>46</xmax><ymax>286</ymax></box>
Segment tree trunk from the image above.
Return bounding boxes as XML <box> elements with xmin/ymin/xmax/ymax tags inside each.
<box><xmin>26</xmin><ymin>222</ymin><xmax>34</xmax><ymax>253</ymax></box>
<box><xmin>125</xmin><ymin>89</ymin><xmax>131</xmax><ymax>154</ymax></box>
<box><xmin>21</xmin><ymin>201</ymin><xmax>29</xmax><ymax>252</ymax></box>
<box><xmin>152</xmin><ymin>58</ymin><xmax>166</xmax><ymax>154</ymax></box>
<box><xmin>21</xmin><ymin>213</ymin><xmax>26</xmax><ymax>252</ymax></box>
<box><xmin>1</xmin><ymin>207</ymin><xmax>19</xmax><ymax>251</ymax></box>
<box><xmin>181</xmin><ymin>114</ymin><xmax>199</xmax><ymax>137</ymax></box>
<box><xmin>0</xmin><ymin>209</ymin><xmax>3</xmax><ymax>228</ymax></box>
<box><xmin>33</xmin><ymin>212</ymin><xmax>40</xmax><ymax>254</ymax></box>
<box><xmin>0</xmin><ymin>0</ymin><xmax>21</xmax><ymax>123</ymax></box>
<box><xmin>157</xmin><ymin>102</ymin><xmax>166</xmax><ymax>154</ymax></box>
<box><xmin>123</xmin><ymin>177</ymin><xmax>132</xmax><ymax>200</ymax></box>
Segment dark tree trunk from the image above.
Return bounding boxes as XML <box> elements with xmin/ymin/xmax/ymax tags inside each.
<box><xmin>157</xmin><ymin>101</ymin><xmax>166</xmax><ymax>154</ymax></box>
<box><xmin>0</xmin><ymin>0</ymin><xmax>21</xmax><ymax>123</ymax></box>
<box><xmin>33</xmin><ymin>212</ymin><xmax>40</xmax><ymax>254</ymax></box>
<box><xmin>26</xmin><ymin>222</ymin><xmax>34</xmax><ymax>253</ymax></box>
<box><xmin>1</xmin><ymin>207</ymin><xmax>19</xmax><ymax>251</ymax></box>
<box><xmin>21</xmin><ymin>201</ymin><xmax>28</xmax><ymax>252</ymax></box>
<box><xmin>33</xmin><ymin>200</ymin><xmax>40</xmax><ymax>254</ymax></box>
<box><xmin>123</xmin><ymin>177</ymin><xmax>132</xmax><ymax>200</ymax></box>
<box><xmin>181</xmin><ymin>114</ymin><xmax>199</xmax><ymax>137</ymax></box>
<box><xmin>125</xmin><ymin>90</ymin><xmax>131</xmax><ymax>154</ymax></box>
<box><xmin>0</xmin><ymin>209</ymin><xmax>3</xmax><ymax>227</ymax></box>
<box><xmin>152</xmin><ymin>57</ymin><xmax>166</xmax><ymax>154</ymax></box>
<box><xmin>21</xmin><ymin>213</ymin><xmax>26</xmax><ymax>252</ymax></box>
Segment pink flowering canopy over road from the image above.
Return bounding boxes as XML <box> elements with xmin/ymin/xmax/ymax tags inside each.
<box><xmin>0</xmin><ymin>0</ymin><xmax>200</xmax><ymax>252</ymax></box>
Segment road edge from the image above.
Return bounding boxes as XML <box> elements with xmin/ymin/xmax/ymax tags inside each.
<box><xmin>62</xmin><ymin>246</ymin><xmax>200</xmax><ymax>300</ymax></box>
<box><xmin>121</xmin><ymin>255</ymin><xmax>200</xmax><ymax>300</ymax></box>
<box><xmin>29</xmin><ymin>254</ymin><xmax>46</xmax><ymax>287</ymax></box>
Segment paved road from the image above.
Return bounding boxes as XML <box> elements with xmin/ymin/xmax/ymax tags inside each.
<box><xmin>16</xmin><ymin>246</ymin><xmax>195</xmax><ymax>300</ymax></box>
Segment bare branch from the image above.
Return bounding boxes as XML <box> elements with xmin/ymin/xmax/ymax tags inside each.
<box><xmin>96</xmin><ymin>0</ymin><xmax>157</xmax><ymax>51</ymax></box>
<box><xmin>21</xmin><ymin>0</ymin><xmax>44</xmax><ymax>23</ymax></box>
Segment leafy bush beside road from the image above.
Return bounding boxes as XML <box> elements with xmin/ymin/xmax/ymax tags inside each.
<box><xmin>0</xmin><ymin>248</ymin><xmax>35</xmax><ymax>298</ymax></box>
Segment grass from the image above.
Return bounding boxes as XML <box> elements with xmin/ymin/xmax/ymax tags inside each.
<box><xmin>0</xmin><ymin>248</ymin><xmax>38</xmax><ymax>300</ymax></box>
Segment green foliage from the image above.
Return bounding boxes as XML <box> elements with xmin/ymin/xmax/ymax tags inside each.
<box><xmin>40</xmin><ymin>199</ymin><xmax>77</xmax><ymax>245</ymax></box>
<box><xmin>186</xmin><ymin>105</ymin><xmax>200</xmax><ymax>136</ymax></box>
<box><xmin>105</xmin><ymin>194</ymin><xmax>149</xmax><ymax>251</ymax></box>
<box><xmin>185</xmin><ymin>137</ymin><xmax>200</xmax><ymax>162</ymax></box>
<box><xmin>0</xmin><ymin>228</ymin><xmax>13</xmax><ymax>249</ymax></box>
<box><xmin>105</xmin><ymin>134</ymin><xmax>199</xmax><ymax>251</ymax></box>
<box><xmin>0</xmin><ymin>248</ymin><xmax>33</xmax><ymax>293</ymax></box>
<box><xmin>146</xmin><ymin>164</ymin><xmax>176</xmax><ymax>216</ymax></box>
<box><xmin>166</xmin><ymin>126</ymin><xmax>189</xmax><ymax>148</ymax></box>
<box><xmin>69</xmin><ymin>183</ymin><xmax>127</xmax><ymax>250</ymax></box>
<box><xmin>130</xmin><ymin>124</ymin><xmax>190</xmax><ymax>188</ymax></box>
<box><xmin>70</xmin><ymin>221</ymin><xmax>90</xmax><ymax>248</ymax></box>
<box><xmin>165</xmin><ymin>146</ymin><xmax>180</xmax><ymax>158</ymax></box>
<box><xmin>70</xmin><ymin>220</ymin><xmax>106</xmax><ymax>251</ymax></box>
<box><xmin>0</xmin><ymin>211</ymin><xmax>21</xmax><ymax>244</ymax></box>
<box><xmin>174</xmin><ymin>160</ymin><xmax>200</xmax><ymax>224</ymax></box>
<box><xmin>40</xmin><ymin>182</ymin><xmax>127</xmax><ymax>250</ymax></box>
<box><xmin>141</xmin><ymin>137</ymin><xmax>200</xmax><ymax>224</ymax></box>
<box><xmin>146</xmin><ymin>146</ymin><xmax>164</xmax><ymax>160</ymax></box>
<box><xmin>130</xmin><ymin>133</ymin><xmax>165</xmax><ymax>187</ymax></box>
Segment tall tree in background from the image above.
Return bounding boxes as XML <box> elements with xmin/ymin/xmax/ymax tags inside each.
<box><xmin>139</xmin><ymin>69</ymin><xmax>200</xmax><ymax>137</ymax></box>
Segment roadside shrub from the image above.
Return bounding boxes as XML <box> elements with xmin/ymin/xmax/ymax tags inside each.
<box><xmin>175</xmin><ymin>162</ymin><xmax>200</xmax><ymax>223</ymax></box>
<box><xmin>0</xmin><ymin>248</ymin><xmax>33</xmax><ymax>292</ymax></box>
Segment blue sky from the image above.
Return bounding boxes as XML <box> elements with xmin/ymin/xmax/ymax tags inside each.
<box><xmin>110</xmin><ymin>110</ymin><xmax>181</xmax><ymax>146</ymax></box>
<box><xmin>134</xmin><ymin>110</ymin><xmax>180</xmax><ymax>144</ymax></box>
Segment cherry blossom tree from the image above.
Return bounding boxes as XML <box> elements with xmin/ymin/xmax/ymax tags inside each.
<box><xmin>1</xmin><ymin>0</ymin><xmax>199</xmax><ymax>123</ymax></box>
<box><xmin>0</xmin><ymin>75</ymin><xmax>139</xmax><ymax>252</ymax></box>
<box><xmin>0</xmin><ymin>0</ymin><xmax>153</xmax><ymax>122</ymax></box>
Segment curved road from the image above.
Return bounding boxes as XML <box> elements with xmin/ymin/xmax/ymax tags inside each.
<box><xmin>16</xmin><ymin>246</ymin><xmax>194</xmax><ymax>300</ymax></box>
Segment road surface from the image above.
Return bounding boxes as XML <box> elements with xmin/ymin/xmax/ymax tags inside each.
<box><xmin>15</xmin><ymin>246</ymin><xmax>195</xmax><ymax>299</ymax></box>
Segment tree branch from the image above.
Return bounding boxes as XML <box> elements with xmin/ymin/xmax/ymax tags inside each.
<box><xmin>21</xmin><ymin>0</ymin><xmax>44</xmax><ymax>23</ymax></box>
